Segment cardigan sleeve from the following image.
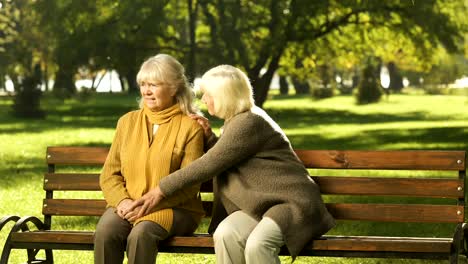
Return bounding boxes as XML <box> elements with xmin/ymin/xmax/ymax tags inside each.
<box><xmin>100</xmin><ymin>117</ymin><xmax>131</xmax><ymax>207</ymax></box>
<box><xmin>160</xmin><ymin>112</ymin><xmax>265</xmax><ymax>197</ymax></box>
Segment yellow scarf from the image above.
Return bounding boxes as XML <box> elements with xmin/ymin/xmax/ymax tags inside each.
<box><xmin>143</xmin><ymin>103</ymin><xmax>182</xmax><ymax>125</ymax></box>
<box><xmin>124</xmin><ymin>104</ymin><xmax>182</xmax><ymax>198</ymax></box>
<box><xmin>122</xmin><ymin>104</ymin><xmax>183</xmax><ymax>228</ymax></box>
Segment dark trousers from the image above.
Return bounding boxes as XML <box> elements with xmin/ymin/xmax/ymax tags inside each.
<box><xmin>94</xmin><ymin>207</ymin><xmax>198</xmax><ymax>264</ymax></box>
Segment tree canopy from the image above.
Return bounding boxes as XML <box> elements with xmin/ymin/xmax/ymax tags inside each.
<box><xmin>0</xmin><ymin>0</ymin><xmax>466</xmax><ymax>108</ymax></box>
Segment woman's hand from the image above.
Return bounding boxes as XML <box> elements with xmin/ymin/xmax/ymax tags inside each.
<box><xmin>124</xmin><ymin>186</ymin><xmax>166</xmax><ymax>219</ymax></box>
<box><xmin>189</xmin><ymin>114</ymin><xmax>213</xmax><ymax>140</ymax></box>
<box><xmin>116</xmin><ymin>198</ymin><xmax>134</xmax><ymax>219</ymax></box>
<box><xmin>123</xmin><ymin>205</ymin><xmax>142</xmax><ymax>223</ymax></box>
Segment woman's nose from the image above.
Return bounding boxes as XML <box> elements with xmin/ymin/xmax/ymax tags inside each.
<box><xmin>143</xmin><ymin>86</ymin><xmax>152</xmax><ymax>94</ymax></box>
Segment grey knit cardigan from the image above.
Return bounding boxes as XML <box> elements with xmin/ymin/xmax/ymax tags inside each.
<box><xmin>160</xmin><ymin>106</ymin><xmax>336</xmax><ymax>258</ymax></box>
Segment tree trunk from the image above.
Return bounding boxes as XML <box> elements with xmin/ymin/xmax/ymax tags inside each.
<box><xmin>125</xmin><ymin>68</ymin><xmax>138</xmax><ymax>94</ymax></box>
<box><xmin>0</xmin><ymin>74</ymin><xmax>5</xmax><ymax>91</ymax></box>
<box><xmin>387</xmin><ymin>61</ymin><xmax>403</xmax><ymax>93</ymax></box>
<box><xmin>53</xmin><ymin>67</ymin><xmax>76</xmax><ymax>98</ymax></box>
<box><xmin>292</xmin><ymin>78</ymin><xmax>310</xmax><ymax>94</ymax></box>
<box><xmin>187</xmin><ymin>0</ymin><xmax>198</xmax><ymax>80</ymax></box>
<box><xmin>44</xmin><ymin>63</ymin><xmax>50</xmax><ymax>92</ymax></box>
<box><xmin>250</xmin><ymin>54</ymin><xmax>281</xmax><ymax>108</ymax></box>
<box><xmin>118</xmin><ymin>76</ymin><xmax>126</xmax><ymax>92</ymax></box>
<box><xmin>279</xmin><ymin>75</ymin><xmax>289</xmax><ymax>95</ymax></box>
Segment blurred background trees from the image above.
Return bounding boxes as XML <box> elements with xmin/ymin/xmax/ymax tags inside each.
<box><xmin>0</xmin><ymin>0</ymin><xmax>466</xmax><ymax>116</ymax></box>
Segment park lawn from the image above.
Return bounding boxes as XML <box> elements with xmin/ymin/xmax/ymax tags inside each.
<box><xmin>1</xmin><ymin>92</ymin><xmax>468</xmax><ymax>263</ymax></box>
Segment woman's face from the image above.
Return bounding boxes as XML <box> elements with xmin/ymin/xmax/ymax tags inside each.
<box><xmin>201</xmin><ymin>90</ymin><xmax>216</xmax><ymax>117</ymax></box>
<box><xmin>140</xmin><ymin>80</ymin><xmax>176</xmax><ymax>111</ymax></box>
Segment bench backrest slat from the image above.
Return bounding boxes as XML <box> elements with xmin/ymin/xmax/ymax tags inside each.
<box><xmin>41</xmin><ymin>199</ymin><xmax>464</xmax><ymax>224</ymax></box>
<box><xmin>44</xmin><ymin>172</ymin><xmax>215</xmax><ymax>194</ymax></box>
<box><xmin>43</xmin><ymin>199</ymin><xmax>106</xmax><ymax>216</ymax></box>
<box><xmin>296</xmin><ymin>150</ymin><xmax>465</xmax><ymax>170</ymax></box>
<box><xmin>42</xmin><ymin>199</ymin><xmax>214</xmax><ymax>217</ymax></box>
<box><xmin>47</xmin><ymin>147</ymin><xmax>108</xmax><ymax>165</ymax></box>
<box><xmin>47</xmin><ymin>148</ymin><xmax>466</xmax><ymax>170</ymax></box>
<box><xmin>313</xmin><ymin>177</ymin><xmax>464</xmax><ymax>198</ymax></box>
<box><xmin>44</xmin><ymin>173</ymin><xmax>100</xmax><ymax>191</ymax></box>
<box><xmin>43</xmin><ymin>173</ymin><xmax>464</xmax><ymax>199</ymax></box>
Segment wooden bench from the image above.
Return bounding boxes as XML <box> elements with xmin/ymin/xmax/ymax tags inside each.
<box><xmin>1</xmin><ymin>147</ymin><xmax>467</xmax><ymax>263</ymax></box>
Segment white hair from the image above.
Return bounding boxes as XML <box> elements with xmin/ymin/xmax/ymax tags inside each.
<box><xmin>199</xmin><ymin>65</ymin><xmax>254</xmax><ymax>120</ymax></box>
<box><xmin>136</xmin><ymin>54</ymin><xmax>199</xmax><ymax>115</ymax></box>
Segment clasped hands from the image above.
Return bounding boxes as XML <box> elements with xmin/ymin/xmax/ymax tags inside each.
<box><xmin>117</xmin><ymin>186</ymin><xmax>165</xmax><ymax>222</ymax></box>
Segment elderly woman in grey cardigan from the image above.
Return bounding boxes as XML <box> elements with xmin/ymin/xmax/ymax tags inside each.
<box><xmin>124</xmin><ymin>65</ymin><xmax>335</xmax><ymax>263</ymax></box>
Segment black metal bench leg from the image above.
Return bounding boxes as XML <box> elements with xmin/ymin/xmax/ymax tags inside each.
<box><xmin>0</xmin><ymin>241</ymin><xmax>13</xmax><ymax>264</ymax></box>
<box><xmin>25</xmin><ymin>248</ymin><xmax>53</xmax><ymax>264</ymax></box>
<box><xmin>1</xmin><ymin>216</ymin><xmax>51</xmax><ymax>264</ymax></box>
<box><xmin>450</xmin><ymin>224</ymin><xmax>464</xmax><ymax>264</ymax></box>
<box><xmin>45</xmin><ymin>249</ymin><xmax>53</xmax><ymax>263</ymax></box>
<box><xmin>0</xmin><ymin>215</ymin><xmax>20</xmax><ymax>264</ymax></box>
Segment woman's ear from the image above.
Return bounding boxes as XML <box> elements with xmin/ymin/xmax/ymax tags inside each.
<box><xmin>170</xmin><ymin>86</ymin><xmax>178</xmax><ymax>97</ymax></box>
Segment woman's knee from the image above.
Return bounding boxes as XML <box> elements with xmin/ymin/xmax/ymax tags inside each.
<box><xmin>94</xmin><ymin>225</ymin><xmax>117</xmax><ymax>244</ymax></box>
<box><xmin>94</xmin><ymin>209</ymin><xmax>129</xmax><ymax>244</ymax></box>
<box><xmin>127</xmin><ymin>221</ymin><xmax>168</xmax><ymax>244</ymax></box>
<box><xmin>244</xmin><ymin>217</ymin><xmax>284</xmax><ymax>257</ymax></box>
<box><xmin>245</xmin><ymin>236</ymin><xmax>266</xmax><ymax>255</ymax></box>
<box><xmin>213</xmin><ymin>220</ymin><xmax>237</xmax><ymax>242</ymax></box>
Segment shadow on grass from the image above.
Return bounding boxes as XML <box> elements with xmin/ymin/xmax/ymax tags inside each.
<box><xmin>265</xmin><ymin>107</ymin><xmax>447</xmax><ymax>130</ymax></box>
<box><xmin>290</xmin><ymin>126</ymin><xmax>468</xmax><ymax>150</ymax></box>
<box><xmin>0</xmin><ymin>94</ymin><xmax>136</xmax><ymax>134</ymax></box>
<box><xmin>0</xmin><ymin>94</ymin><xmax>455</xmax><ymax>134</ymax></box>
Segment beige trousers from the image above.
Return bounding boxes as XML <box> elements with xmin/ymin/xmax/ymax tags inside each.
<box><xmin>94</xmin><ymin>207</ymin><xmax>197</xmax><ymax>264</ymax></box>
<box><xmin>213</xmin><ymin>210</ymin><xmax>285</xmax><ymax>264</ymax></box>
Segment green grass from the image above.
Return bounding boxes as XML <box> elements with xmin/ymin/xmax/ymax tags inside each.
<box><xmin>1</xmin><ymin>92</ymin><xmax>468</xmax><ymax>263</ymax></box>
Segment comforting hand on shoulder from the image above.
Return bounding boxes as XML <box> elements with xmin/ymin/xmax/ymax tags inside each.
<box><xmin>189</xmin><ymin>114</ymin><xmax>213</xmax><ymax>140</ymax></box>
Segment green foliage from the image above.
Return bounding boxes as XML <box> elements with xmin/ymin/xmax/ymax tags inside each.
<box><xmin>337</xmin><ymin>84</ymin><xmax>354</xmax><ymax>95</ymax></box>
<box><xmin>356</xmin><ymin>60</ymin><xmax>383</xmax><ymax>105</ymax></box>
<box><xmin>311</xmin><ymin>87</ymin><xmax>335</xmax><ymax>99</ymax></box>
<box><xmin>424</xmin><ymin>85</ymin><xmax>449</xmax><ymax>95</ymax></box>
<box><xmin>422</xmin><ymin>52</ymin><xmax>468</xmax><ymax>86</ymax></box>
<box><xmin>1</xmin><ymin>0</ymin><xmax>467</xmax><ymax>108</ymax></box>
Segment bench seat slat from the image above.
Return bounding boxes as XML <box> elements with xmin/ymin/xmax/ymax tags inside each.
<box><xmin>313</xmin><ymin>177</ymin><xmax>464</xmax><ymax>198</ymax></box>
<box><xmin>328</xmin><ymin>204</ymin><xmax>464</xmax><ymax>223</ymax></box>
<box><xmin>296</xmin><ymin>150</ymin><xmax>465</xmax><ymax>170</ymax></box>
<box><xmin>307</xmin><ymin>236</ymin><xmax>452</xmax><ymax>253</ymax></box>
<box><xmin>11</xmin><ymin>232</ymin><xmax>452</xmax><ymax>253</ymax></box>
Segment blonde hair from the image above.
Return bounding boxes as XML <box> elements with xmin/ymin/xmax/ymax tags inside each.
<box><xmin>199</xmin><ymin>65</ymin><xmax>255</xmax><ymax>120</ymax></box>
<box><xmin>136</xmin><ymin>54</ymin><xmax>199</xmax><ymax>115</ymax></box>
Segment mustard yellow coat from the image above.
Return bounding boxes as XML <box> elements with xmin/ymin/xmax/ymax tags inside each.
<box><xmin>100</xmin><ymin>108</ymin><xmax>205</xmax><ymax>231</ymax></box>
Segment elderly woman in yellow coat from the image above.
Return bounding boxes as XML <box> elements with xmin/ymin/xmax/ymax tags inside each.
<box><xmin>94</xmin><ymin>54</ymin><xmax>205</xmax><ymax>264</ymax></box>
